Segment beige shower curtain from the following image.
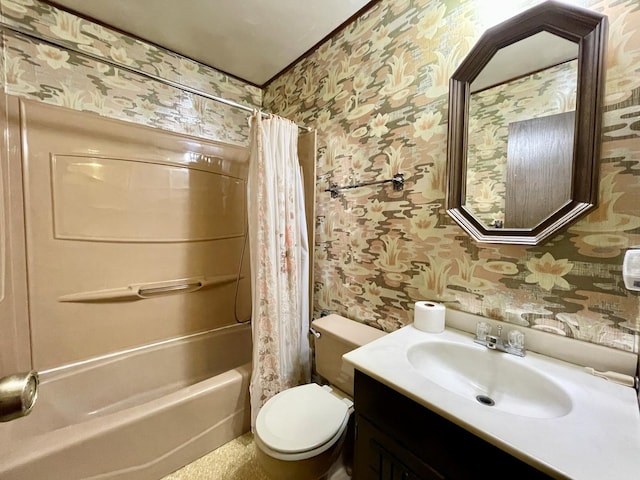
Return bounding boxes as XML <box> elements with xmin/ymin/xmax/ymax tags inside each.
<box><xmin>247</xmin><ymin>112</ymin><xmax>310</xmax><ymax>429</ymax></box>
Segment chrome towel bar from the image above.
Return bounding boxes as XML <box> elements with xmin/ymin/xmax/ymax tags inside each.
<box><xmin>325</xmin><ymin>173</ymin><xmax>404</xmax><ymax>198</ymax></box>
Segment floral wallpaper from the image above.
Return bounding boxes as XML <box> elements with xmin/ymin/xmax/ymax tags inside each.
<box><xmin>0</xmin><ymin>0</ymin><xmax>261</xmax><ymax>145</ymax></box>
<box><xmin>466</xmin><ymin>60</ymin><xmax>577</xmax><ymax>225</ymax></box>
<box><xmin>1</xmin><ymin>0</ymin><xmax>639</xmax><ymax>354</ymax></box>
<box><xmin>264</xmin><ymin>0</ymin><xmax>640</xmax><ymax>353</ymax></box>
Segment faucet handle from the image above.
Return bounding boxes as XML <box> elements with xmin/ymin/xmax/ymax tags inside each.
<box><xmin>508</xmin><ymin>330</ymin><xmax>525</xmax><ymax>350</ymax></box>
<box><xmin>476</xmin><ymin>321</ymin><xmax>490</xmax><ymax>341</ymax></box>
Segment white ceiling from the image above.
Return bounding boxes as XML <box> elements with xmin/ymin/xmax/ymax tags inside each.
<box><xmin>51</xmin><ymin>0</ymin><xmax>375</xmax><ymax>86</ymax></box>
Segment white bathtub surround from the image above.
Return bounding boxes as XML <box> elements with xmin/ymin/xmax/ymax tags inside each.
<box><xmin>344</xmin><ymin>324</ymin><xmax>640</xmax><ymax>479</ymax></box>
<box><xmin>247</xmin><ymin>112</ymin><xmax>310</xmax><ymax>428</ymax></box>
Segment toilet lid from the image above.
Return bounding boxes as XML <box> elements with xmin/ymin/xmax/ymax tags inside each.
<box><xmin>256</xmin><ymin>383</ymin><xmax>350</xmax><ymax>454</ymax></box>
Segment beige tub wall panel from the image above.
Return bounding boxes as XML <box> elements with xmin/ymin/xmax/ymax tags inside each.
<box><xmin>50</xmin><ymin>155</ymin><xmax>245</xmax><ymax>243</ymax></box>
<box><xmin>298</xmin><ymin>129</ymin><xmax>317</xmax><ymax>321</ymax></box>
<box><xmin>234</xmin><ymin>232</ymin><xmax>252</xmax><ymax>324</ymax></box>
<box><xmin>16</xmin><ymin>97</ymin><xmax>250</xmax><ymax>370</ymax></box>
<box><xmin>0</xmin><ymin>95</ymin><xmax>31</xmax><ymax>377</ymax></box>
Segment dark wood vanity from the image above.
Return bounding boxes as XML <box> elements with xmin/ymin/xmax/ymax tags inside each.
<box><xmin>352</xmin><ymin>370</ymin><xmax>552</xmax><ymax>480</ymax></box>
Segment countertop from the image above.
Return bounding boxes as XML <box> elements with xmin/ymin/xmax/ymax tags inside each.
<box><xmin>343</xmin><ymin>325</ymin><xmax>640</xmax><ymax>479</ymax></box>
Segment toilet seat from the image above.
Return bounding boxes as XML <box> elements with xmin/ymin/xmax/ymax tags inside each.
<box><xmin>255</xmin><ymin>383</ymin><xmax>353</xmax><ymax>461</ymax></box>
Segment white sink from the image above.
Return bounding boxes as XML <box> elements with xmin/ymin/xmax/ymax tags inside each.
<box><xmin>406</xmin><ymin>341</ymin><xmax>572</xmax><ymax>418</ymax></box>
<box><xmin>342</xmin><ymin>323</ymin><xmax>640</xmax><ymax>480</ymax></box>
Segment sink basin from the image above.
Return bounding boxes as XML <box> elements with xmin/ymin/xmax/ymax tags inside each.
<box><xmin>407</xmin><ymin>341</ymin><xmax>572</xmax><ymax>419</ymax></box>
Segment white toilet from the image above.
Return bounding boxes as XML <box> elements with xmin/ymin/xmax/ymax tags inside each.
<box><xmin>254</xmin><ymin>314</ymin><xmax>386</xmax><ymax>480</ymax></box>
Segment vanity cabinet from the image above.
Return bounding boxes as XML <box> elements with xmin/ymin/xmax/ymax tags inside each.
<box><xmin>353</xmin><ymin>370</ymin><xmax>551</xmax><ymax>480</ymax></box>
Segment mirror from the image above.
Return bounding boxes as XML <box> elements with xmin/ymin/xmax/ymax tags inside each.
<box><xmin>446</xmin><ymin>1</ymin><xmax>608</xmax><ymax>245</ymax></box>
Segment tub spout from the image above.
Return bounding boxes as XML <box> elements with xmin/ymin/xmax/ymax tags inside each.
<box><xmin>0</xmin><ymin>371</ymin><xmax>39</xmax><ymax>422</ymax></box>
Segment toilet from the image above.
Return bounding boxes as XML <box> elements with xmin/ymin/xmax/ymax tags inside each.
<box><xmin>254</xmin><ymin>314</ymin><xmax>386</xmax><ymax>480</ymax></box>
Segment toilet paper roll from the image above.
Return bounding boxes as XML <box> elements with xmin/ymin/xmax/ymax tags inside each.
<box><xmin>413</xmin><ymin>301</ymin><xmax>446</xmax><ymax>333</ymax></box>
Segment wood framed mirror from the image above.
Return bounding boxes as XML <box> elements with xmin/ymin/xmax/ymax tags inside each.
<box><xmin>446</xmin><ymin>1</ymin><xmax>607</xmax><ymax>245</ymax></box>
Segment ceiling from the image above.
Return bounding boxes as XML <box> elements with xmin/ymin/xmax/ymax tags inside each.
<box><xmin>50</xmin><ymin>0</ymin><xmax>376</xmax><ymax>86</ymax></box>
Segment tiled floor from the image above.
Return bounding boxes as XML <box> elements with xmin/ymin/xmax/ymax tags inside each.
<box><xmin>162</xmin><ymin>432</ymin><xmax>270</xmax><ymax>480</ymax></box>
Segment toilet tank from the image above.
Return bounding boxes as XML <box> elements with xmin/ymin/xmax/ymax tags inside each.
<box><xmin>311</xmin><ymin>314</ymin><xmax>386</xmax><ymax>397</ymax></box>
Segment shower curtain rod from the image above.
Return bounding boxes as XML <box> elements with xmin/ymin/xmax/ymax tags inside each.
<box><xmin>0</xmin><ymin>23</ymin><xmax>311</xmax><ymax>132</ymax></box>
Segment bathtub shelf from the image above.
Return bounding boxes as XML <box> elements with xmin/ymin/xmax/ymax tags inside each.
<box><xmin>58</xmin><ymin>274</ymin><xmax>241</xmax><ymax>303</ymax></box>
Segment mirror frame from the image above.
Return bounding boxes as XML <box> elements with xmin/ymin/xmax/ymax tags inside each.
<box><xmin>446</xmin><ymin>0</ymin><xmax>608</xmax><ymax>245</ymax></box>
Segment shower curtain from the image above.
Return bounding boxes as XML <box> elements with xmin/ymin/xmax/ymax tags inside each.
<box><xmin>247</xmin><ymin>112</ymin><xmax>310</xmax><ymax>428</ymax></box>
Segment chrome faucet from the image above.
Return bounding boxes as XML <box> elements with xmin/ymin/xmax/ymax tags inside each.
<box><xmin>474</xmin><ymin>322</ymin><xmax>525</xmax><ymax>357</ymax></box>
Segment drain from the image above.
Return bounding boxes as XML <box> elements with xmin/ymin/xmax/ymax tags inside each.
<box><xmin>475</xmin><ymin>395</ymin><xmax>495</xmax><ymax>406</ymax></box>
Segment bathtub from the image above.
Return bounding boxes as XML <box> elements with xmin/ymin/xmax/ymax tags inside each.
<box><xmin>0</xmin><ymin>323</ymin><xmax>252</xmax><ymax>480</ymax></box>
